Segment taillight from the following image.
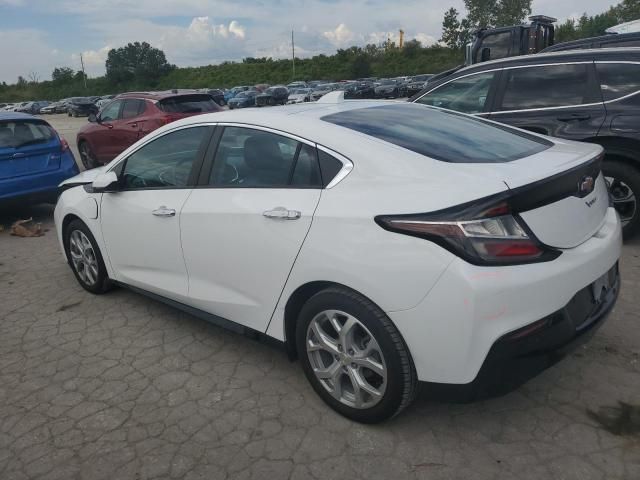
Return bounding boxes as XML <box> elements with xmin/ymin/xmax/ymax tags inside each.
<box><xmin>375</xmin><ymin>200</ymin><xmax>560</xmax><ymax>266</ymax></box>
<box><xmin>59</xmin><ymin>136</ymin><xmax>70</xmax><ymax>152</ymax></box>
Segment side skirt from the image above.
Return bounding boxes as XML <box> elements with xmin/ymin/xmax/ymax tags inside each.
<box><xmin>113</xmin><ymin>281</ymin><xmax>287</xmax><ymax>352</ymax></box>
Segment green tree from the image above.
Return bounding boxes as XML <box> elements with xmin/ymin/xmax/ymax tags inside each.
<box><xmin>51</xmin><ymin>67</ymin><xmax>75</xmax><ymax>83</ymax></box>
<box><xmin>441</xmin><ymin>8</ymin><xmax>462</xmax><ymax>49</ymax></box>
<box><xmin>463</xmin><ymin>0</ymin><xmax>532</xmax><ymax>28</ymax></box>
<box><xmin>105</xmin><ymin>42</ymin><xmax>174</xmax><ymax>85</ymax></box>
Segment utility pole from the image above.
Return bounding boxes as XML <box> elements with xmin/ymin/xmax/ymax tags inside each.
<box><xmin>80</xmin><ymin>54</ymin><xmax>87</xmax><ymax>89</ymax></box>
<box><xmin>399</xmin><ymin>29</ymin><xmax>405</xmax><ymax>48</ymax></box>
<box><xmin>291</xmin><ymin>29</ymin><xmax>295</xmax><ymax>80</ymax></box>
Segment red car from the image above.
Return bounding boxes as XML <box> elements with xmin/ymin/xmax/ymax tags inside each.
<box><xmin>76</xmin><ymin>90</ymin><xmax>222</xmax><ymax>169</ymax></box>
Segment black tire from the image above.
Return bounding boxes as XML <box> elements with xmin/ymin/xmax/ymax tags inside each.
<box><xmin>63</xmin><ymin>219</ymin><xmax>112</xmax><ymax>294</ymax></box>
<box><xmin>603</xmin><ymin>159</ymin><xmax>640</xmax><ymax>240</ymax></box>
<box><xmin>78</xmin><ymin>141</ymin><xmax>99</xmax><ymax>170</ymax></box>
<box><xmin>296</xmin><ymin>286</ymin><xmax>417</xmax><ymax>423</ymax></box>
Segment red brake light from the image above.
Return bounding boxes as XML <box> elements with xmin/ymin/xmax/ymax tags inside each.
<box><xmin>57</xmin><ymin>133</ymin><xmax>69</xmax><ymax>152</ymax></box>
<box><xmin>160</xmin><ymin>114</ymin><xmax>179</xmax><ymax>125</ymax></box>
<box><xmin>375</xmin><ymin>200</ymin><xmax>558</xmax><ymax>266</ymax></box>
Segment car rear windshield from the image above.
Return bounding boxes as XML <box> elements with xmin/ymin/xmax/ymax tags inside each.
<box><xmin>0</xmin><ymin>120</ymin><xmax>57</xmax><ymax>149</ymax></box>
<box><xmin>321</xmin><ymin>104</ymin><xmax>551</xmax><ymax>163</ymax></box>
<box><xmin>158</xmin><ymin>94</ymin><xmax>221</xmax><ymax>113</ymax></box>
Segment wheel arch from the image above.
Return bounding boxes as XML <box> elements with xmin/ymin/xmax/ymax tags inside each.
<box><xmin>282</xmin><ymin>280</ymin><xmax>401</xmax><ymax>361</ymax></box>
<box><xmin>584</xmin><ymin>136</ymin><xmax>640</xmax><ymax>166</ymax></box>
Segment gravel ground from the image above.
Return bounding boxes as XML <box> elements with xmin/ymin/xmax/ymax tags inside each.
<box><xmin>0</xmin><ymin>116</ymin><xmax>638</xmax><ymax>479</ymax></box>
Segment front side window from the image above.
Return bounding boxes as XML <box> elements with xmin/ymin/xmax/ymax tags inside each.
<box><xmin>596</xmin><ymin>63</ymin><xmax>640</xmax><ymax>101</ymax></box>
<box><xmin>416</xmin><ymin>71</ymin><xmax>495</xmax><ymax>114</ymax></box>
<box><xmin>209</xmin><ymin>127</ymin><xmax>321</xmax><ymax>188</ymax></box>
<box><xmin>121</xmin><ymin>126</ymin><xmax>208</xmax><ymax>189</ymax></box>
<box><xmin>100</xmin><ymin>100</ymin><xmax>122</xmax><ymax>122</ymax></box>
<box><xmin>499</xmin><ymin>64</ymin><xmax>591</xmax><ymax>110</ymax></box>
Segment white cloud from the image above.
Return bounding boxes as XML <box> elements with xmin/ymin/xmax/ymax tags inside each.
<box><xmin>323</xmin><ymin>24</ymin><xmax>355</xmax><ymax>47</ymax></box>
<box><xmin>70</xmin><ymin>45</ymin><xmax>112</xmax><ymax>76</ymax></box>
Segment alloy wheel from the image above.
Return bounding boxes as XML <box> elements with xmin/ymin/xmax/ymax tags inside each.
<box><xmin>69</xmin><ymin>230</ymin><xmax>99</xmax><ymax>286</ymax></box>
<box><xmin>606</xmin><ymin>175</ymin><xmax>637</xmax><ymax>227</ymax></box>
<box><xmin>306</xmin><ymin>309</ymin><xmax>387</xmax><ymax>409</ymax></box>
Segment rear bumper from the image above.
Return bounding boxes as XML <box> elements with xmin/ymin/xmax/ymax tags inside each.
<box><xmin>389</xmin><ymin>207</ymin><xmax>622</xmax><ymax>384</ymax></box>
<box><xmin>426</xmin><ymin>263</ymin><xmax>619</xmax><ymax>400</ymax></box>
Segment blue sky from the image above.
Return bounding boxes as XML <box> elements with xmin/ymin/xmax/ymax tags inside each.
<box><xmin>0</xmin><ymin>0</ymin><xmax>615</xmax><ymax>83</ymax></box>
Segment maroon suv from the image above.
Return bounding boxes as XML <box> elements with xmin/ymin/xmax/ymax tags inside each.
<box><xmin>76</xmin><ymin>90</ymin><xmax>222</xmax><ymax>169</ymax></box>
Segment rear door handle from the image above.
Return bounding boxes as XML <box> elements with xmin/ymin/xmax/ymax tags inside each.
<box><xmin>557</xmin><ymin>114</ymin><xmax>591</xmax><ymax>121</ymax></box>
<box><xmin>263</xmin><ymin>207</ymin><xmax>301</xmax><ymax>220</ymax></box>
<box><xmin>152</xmin><ymin>206</ymin><xmax>176</xmax><ymax>217</ymax></box>
<box><xmin>129</xmin><ymin>123</ymin><xmax>138</xmax><ymax>128</ymax></box>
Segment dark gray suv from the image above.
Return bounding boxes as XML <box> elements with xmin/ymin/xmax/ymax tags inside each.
<box><xmin>411</xmin><ymin>48</ymin><xmax>640</xmax><ymax>238</ymax></box>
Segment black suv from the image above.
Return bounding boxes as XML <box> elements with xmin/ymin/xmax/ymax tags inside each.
<box><xmin>411</xmin><ymin>48</ymin><xmax>640</xmax><ymax>238</ymax></box>
<box><xmin>542</xmin><ymin>32</ymin><xmax>640</xmax><ymax>53</ymax></box>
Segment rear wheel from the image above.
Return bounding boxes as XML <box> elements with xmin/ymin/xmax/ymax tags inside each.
<box><xmin>296</xmin><ymin>286</ymin><xmax>417</xmax><ymax>423</ymax></box>
<box><xmin>63</xmin><ymin>219</ymin><xmax>112</xmax><ymax>294</ymax></box>
<box><xmin>79</xmin><ymin>141</ymin><xmax>98</xmax><ymax>170</ymax></box>
<box><xmin>603</xmin><ymin>159</ymin><xmax>640</xmax><ymax>239</ymax></box>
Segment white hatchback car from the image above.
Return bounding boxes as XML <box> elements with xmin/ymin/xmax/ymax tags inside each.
<box><xmin>55</xmin><ymin>101</ymin><xmax>621</xmax><ymax>423</ymax></box>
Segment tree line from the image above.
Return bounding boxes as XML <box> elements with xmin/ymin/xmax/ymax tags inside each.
<box><xmin>0</xmin><ymin>0</ymin><xmax>636</xmax><ymax>102</ymax></box>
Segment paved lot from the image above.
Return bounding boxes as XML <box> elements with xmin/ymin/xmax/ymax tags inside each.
<box><xmin>0</xmin><ymin>116</ymin><xmax>639</xmax><ymax>479</ymax></box>
<box><xmin>38</xmin><ymin>114</ymin><xmax>86</xmax><ymax>168</ymax></box>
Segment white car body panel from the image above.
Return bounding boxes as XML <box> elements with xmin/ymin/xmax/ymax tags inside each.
<box><xmin>54</xmin><ymin>100</ymin><xmax>622</xmax><ymax>386</ymax></box>
<box><xmin>181</xmin><ymin>188</ymin><xmax>321</xmax><ymax>332</ymax></box>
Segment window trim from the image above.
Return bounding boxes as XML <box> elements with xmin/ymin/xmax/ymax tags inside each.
<box><xmin>416</xmin><ymin>60</ymin><xmax>640</xmax><ymax>115</ymax></box>
<box><xmin>109</xmin><ymin>123</ymin><xmax>215</xmax><ymax>191</ymax></box>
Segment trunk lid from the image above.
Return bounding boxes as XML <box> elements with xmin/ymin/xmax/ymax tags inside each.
<box><xmin>494</xmin><ymin>139</ymin><xmax>608</xmax><ymax>249</ymax></box>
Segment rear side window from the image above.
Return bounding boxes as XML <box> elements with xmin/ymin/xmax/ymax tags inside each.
<box><xmin>596</xmin><ymin>63</ymin><xmax>640</xmax><ymax>101</ymax></box>
<box><xmin>0</xmin><ymin>121</ymin><xmax>56</xmax><ymax>149</ymax></box>
<box><xmin>322</xmin><ymin>104</ymin><xmax>551</xmax><ymax>163</ymax></box>
<box><xmin>499</xmin><ymin>64</ymin><xmax>591</xmax><ymax>110</ymax></box>
<box><xmin>159</xmin><ymin>94</ymin><xmax>221</xmax><ymax>113</ymax></box>
<box><xmin>209</xmin><ymin>127</ymin><xmax>321</xmax><ymax>188</ymax></box>
<box><xmin>121</xmin><ymin>99</ymin><xmax>145</xmax><ymax>119</ymax></box>
<box><xmin>318</xmin><ymin>150</ymin><xmax>344</xmax><ymax>187</ymax></box>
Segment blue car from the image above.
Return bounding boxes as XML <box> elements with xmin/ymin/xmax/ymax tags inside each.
<box><xmin>224</xmin><ymin>86</ymin><xmax>251</xmax><ymax>103</ymax></box>
<box><xmin>0</xmin><ymin>112</ymin><xmax>79</xmax><ymax>205</ymax></box>
<box><xmin>227</xmin><ymin>90</ymin><xmax>258</xmax><ymax>109</ymax></box>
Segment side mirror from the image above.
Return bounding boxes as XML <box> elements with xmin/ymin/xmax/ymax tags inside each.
<box><xmin>480</xmin><ymin>47</ymin><xmax>491</xmax><ymax>62</ymax></box>
<box><xmin>92</xmin><ymin>171</ymin><xmax>119</xmax><ymax>193</ymax></box>
<box><xmin>88</xmin><ymin>112</ymin><xmax>98</xmax><ymax>123</ymax></box>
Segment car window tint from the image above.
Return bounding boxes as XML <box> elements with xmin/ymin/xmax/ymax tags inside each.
<box><xmin>291</xmin><ymin>144</ymin><xmax>321</xmax><ymax>187</ymax></box>
<box><xmin>0</xmin><ymin>121</ymin><xmax>56</xmax><ymax>149</ymax></box>
<box><xmin>596</xmin><ymin>63</ymin><xmax>640</xmax><ymax>101</ymax></box>
<box><xmin>317</xmin><ymin>150</ymin><xmax>344</xmax><ymax>187</ymax></box>
<box><xmin>322</xmin><ymin>104</ymin><xmax>551</xmax><ymax>164</ymax></box>
<box><xmin>158</xmin><ymin>95</ymin><xmax>221</xmax><ymax>113</ymax></box>
<box><xmin>210</xmin><ymin>127</ymin><xmax>318</xmax><ymax>188</ymax></box>
<box><xmin>475</xmin><ymin>31</ymin><xmax>511</xmax><ymax>62</ymax></box>
<box><xmin>121</xmin><ymin>100</ymin><xmax>144</xmax><ymax>119</ymax></box>
<box><xmin>100</xmin><ymin>100</ymin><xmax>122</xmax><ymax>121</ymax></box>
<box><xmin>500</xmin><ymin>64</ymin><xmax>590</xmax><ymax>110</ymax></box>
<box><xmin>416</xmin><ymin>71</ymin><xmax>495</xmax><ymax>114</ymax></box>
<box><xmin>121</xmin><ymin>126</ymin><xmax>207</xmax><ymax>189</ymax></box>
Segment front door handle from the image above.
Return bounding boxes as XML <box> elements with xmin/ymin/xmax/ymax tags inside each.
<box><xmin>152</xmin><ymin>206</ymin><xmax>176</xmax><ymax>217</ymax></box>
<box><xmin>557</xmin><ymin>114</ymin><xmax>591</xmax><ymax>122</ymax></box>
<box><xmin>129</xmin><ymin>123</ymin><xmax>138</xmax><ymax>128</ymax></box>
<box><xmin>263</xmin><ymin>207</ymin><xmax>301</xmax><ymax>220</ymax></box>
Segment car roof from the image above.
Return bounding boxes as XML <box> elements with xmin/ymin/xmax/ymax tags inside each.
<box><xmin>115</xmin><ymin>89</ymin><xmax>209</xmax><ymax>100</ymax></box>
<box><xmin>542</xmin><ymin>32</ymin><xmax>640</xmax><ymax>52</ymax></box>
<box><xmin>454</xmin><ymin>47</ymin><xmax>640</xmax><ymax>75</ymax></box>
<box><xmin>0</xmin><ymin>112</ymin><xmax>42</xmax><ymax>121</ymax></box>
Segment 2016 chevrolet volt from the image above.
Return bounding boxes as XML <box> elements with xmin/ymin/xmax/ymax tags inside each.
<box><xmin>54</xmin><ymin>99</ymin><xmax>621</xmax><ymax>423</ymax></box>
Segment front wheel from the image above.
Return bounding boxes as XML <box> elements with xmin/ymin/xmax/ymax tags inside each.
<box><xmin>603</xmin><ymin>160</ymin><xmax>640</xmax><ymax>239</ymax></box>
<box><xmin>63</xmin><ymin>220</ymin><xmax>112</xmax><ymax>294</ymax></box>
<box><xmin>296</xmin><ymin>286</ymin><xmax>417</xmax><ymax>423</ymax></box>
